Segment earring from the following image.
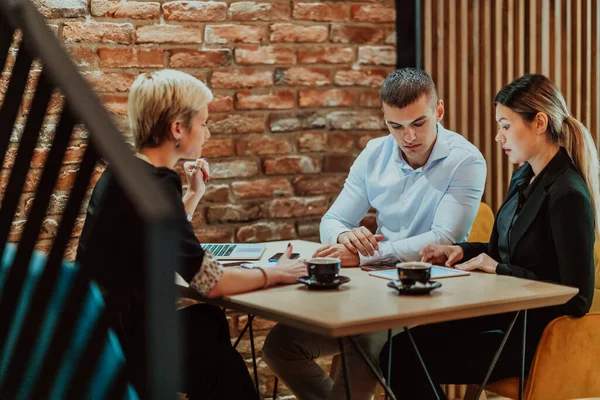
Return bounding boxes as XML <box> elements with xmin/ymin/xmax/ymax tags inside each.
<box><xmin>175</xmin><ymin>139</ymin><xmax>180</xmax><ymax>148</ymax></box>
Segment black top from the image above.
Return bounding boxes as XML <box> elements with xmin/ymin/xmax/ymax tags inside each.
<box><xmin>76</xmin><ymin>158</ymin><xmax>206</xmax><ymax>367</ymax></box>
<box><xmin>459</xmin><ymin>147</ymin><xmax>595</xmax><ymax>342</ymax></box>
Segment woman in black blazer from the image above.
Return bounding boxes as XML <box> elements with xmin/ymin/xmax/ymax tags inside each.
<box><xmin>380</xmin><ymin>74</ymin><xmax>598</xmax><ymax>399</ymax></box>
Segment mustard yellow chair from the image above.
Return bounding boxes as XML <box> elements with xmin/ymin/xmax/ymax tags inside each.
<box><xmin>484</xmin><ymin>241</ymin><xmax>600</xmax><ymax>400</ymax></box>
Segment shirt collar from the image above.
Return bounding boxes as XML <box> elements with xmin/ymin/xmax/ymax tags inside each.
<box><xmin>394</xmin><ymin>123</ymin><xmax>450</xmax><ymax>171</ymax></box>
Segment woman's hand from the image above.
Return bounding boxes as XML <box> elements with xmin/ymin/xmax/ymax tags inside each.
<box><xmin>184</xmin><ymin>158</ymin><xmax>210</xmax><ymax>198</ymax></box>
<box><xmin>454</xmin><ymin>253</ymin><xmax>498</xmax><ymax>274</ymax></box>
<box><xmin>419</xmin><ymin>244</ymin><xmax>464</xmax><ymax>267</ymax></box>
<box><xmin>272</xmin><ymin>244</ymin><xmax>307</xmax><ymax>284</ymax></box>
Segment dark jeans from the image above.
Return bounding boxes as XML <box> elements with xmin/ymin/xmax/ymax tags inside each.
<box><xmin>179</xmin><ymin>304</ymin><xmax>258</xmax><ymax>400</ymax></box>
<box><xmin>380</xmin><ymin>313</ymin><xmax>537</xmax><ymax>400</ymax></box>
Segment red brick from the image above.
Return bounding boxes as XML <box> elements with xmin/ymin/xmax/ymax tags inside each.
<box><xmin>163</xmin><ymin>1</ymin><xmax>227</xmax><ymax>21</ymax></box>
<box><xmin>324</xmin><ymin>155</ymin><xmax>355</xmax><ymax>173</ymax></box>
<box><xmin>34</xmin><ymin>0</ymin><xmax>87</xmax><ymax>18</ymax></box>
<box><xmin>98</xmin><ymin>48</ymin><xmax>164</xmax><ymax>68</ymax></box>
<box><xmin>358</xmin><ymin>132</ymin><xmax>388</xmax><ymax>149</ymax></box>
<box><xmin>195</xmin><ymin>227</ymin><xmax>233</xmax><ymax>243</ymax></box>
<box><xmin>203</xmin><ymin>184</ymin><xmax>230</xmax><ymax>203</ymax></box>
<box><xmin>21</xmin><ymin>94</ymin><xmax>64</xmax><ymax>116</ymax></box>
<box><xmin>91</xmin><ymin>0</ymin><xmax>160</xmax><ymax>19</ymax></box>
<box><xmin>235</xmin><ymin>90</ymin><xmax>295</xmax><ymax>110</ymax></box>
<box><xmin>268</xmin><ymin>196</ymin><xmax>328</xmax><ymax>218</ymax></box>
<box><xmin>328</xmin><ymin>111</ymin><xmax>385</xmax><ymax>130</ymax></box>
<box><xmin>66</xmin><ymin>46</ymin><xmax>98</xmax><ymax>69</ymax></box>
<box><xmin>330</xmin><ymin>25</ymin><xmax>385</xmax><ymax>44</ymax></box>
<box><xmin>208</xmin><ymin>114</ymin><xmax>265</xmax><ymax>134</ymax></box>
<box><xmin>235</xmin><ymin>45</ymin><xmax>295</xmax><ymax>65</ymax></box>
<box><xmin>236</xmin><ymin>135</ymin><xmax>292</xmax><ymax>156</ymax></box>
<box><xmin>359</xmin><ymin>90</ymin><xmax>381</xmax><ymax>107</ymax></box>
<box><xmin>211</xmin><ymin>70</ymin><xmax>273</xmax><ymax>89</ymax></box>
<box><xmin>169</xmin><ymin>49</ymin><xmax>232</xmax><ymax>68</ymax></box>
<box><xmin>63</xmin><ymin>22</ymin><xmax>135</xmax><ymax>44</ymax></box>
<box><xmin>4</xmin><ymin>144</ymin><xmax>86</xmax><ymax>169</ymax></box>
<box><xmin>298</xmin><ymin>131</ymin><xmax>327</xmax><ymax>153</ymax></box>
<box><xmin>136</xmin><ymin>25</ymin><xmax>203</xmax><ymax>44</ymax></box>
<box><xmin>229</xmin><ymin>2</ymin><xmax>290</xmax><ymax>21</ymax></box>
<box><xmin>299</xmin><ymin>89</ymin><xmax>355</xmax><ymax>108</ymax></box>
<box><xmin>206</xmin><ymin>203</ymin><xmax>263</xmax><ymax>223</ymax></box>
<box><xmin>205</xmin><ymin>24</ymin><xmax>266</xmax><ymax>44</ymax></box>
<box><xmin>294</xmin><ymin>175</ymin><xmax>346</xmax><ymax>195</ymax></box>
<box><xmin>231</xmin><ymin>178</ymin><xmax>293</xmax><ymax>199</ymax></box>
<box><xmin>201</xmin><ymin>137</ymin><xmax>234</xmax><ymax>158</ymax></box>
<box><xmin>328</xmin><ymin>132</ymin><xmax>356</xmax><ymax>153</ymax></box>
<box><xmin>34</xmin><ymin>239</ymin><xmax>79</xmax><ymax>260</ymax></box>
<box><xmin>269</xmin><ymin>112</ymin><xmax>326</xmax><ymax>132</ymax></box>
<box><xmin>350</xmin><ymin>4</ymin><xmax>396</xmax><ymax>22</ymax></box>
<box><xmin>263</xmin><ymin>156</ymin><xmax>321</xmax><ymax>175</ymax></box>
<box><xmin>82</xmin><ymin>72</ymin><xmax>135</xmax><ymax>92</ymax></box>
<box><xmin>101</xmin><ymin>95</ymin><xmax>128</xmax><ymax>115</ymax></box>
<box><xmin>334</xmin><ymin>67</ymin><xmax>390</xmax><ymax>87</ymax></box>
<box><xmin>297</xmin><ymin>47</ymin><xmax>354</xmax><ymax>64</ymax></box>
<box><xmin>211</xmin><ymin>160</ymin><xmax>259</xmax><ymax>179</ymax></box>
<box><xmin>270</xmin><ymin>23</ymin><xmax>328</xmax><ymax>43</ymax></box>
<box><xmin>358</xmin><ymin>46</ymin><xmax>396</xmax><ymax>65</ymax></box>
<box><xmin>236</xmin><ymin>221</ymin><xmax>296</xmax><ymax>243</ymax></box>
<box><xmin>209</xmin><ymin>95</ymin><xmax>234</xmax><ymax>112</ymax></box>
<box><xmin>293</xmin><ymin>3</ymin><xmax>347</xmax><ymax>21</ymax></box>
<box><xmin>274</xmin><ymin>67</ymin><xmax>331</xmax><ymax>87</ymax></box>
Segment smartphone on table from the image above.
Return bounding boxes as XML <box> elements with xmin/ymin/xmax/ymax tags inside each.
<box><xmin>268</xmin><ymin>253</ymin><xmax>300</xmax><ymax>262</ymax></box>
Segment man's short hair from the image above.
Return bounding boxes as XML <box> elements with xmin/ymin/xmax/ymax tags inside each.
<box><xmin>128</xmin><ymin>69</ymin><xmax>213</xmax><ymax>150</ymax></box>
<box><xmin>380</xmin><ymin>68</ymin><xmax>438</xmax><ymax>109</ymax></box>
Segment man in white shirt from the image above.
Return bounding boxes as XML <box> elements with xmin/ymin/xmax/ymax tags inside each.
<box><xmin>263</xmin><ymin>68</ymin><xmax>487</xmax><ymax>400</ymax></box>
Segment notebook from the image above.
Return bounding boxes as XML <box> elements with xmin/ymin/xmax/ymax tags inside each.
<box><xmin>368</xmin><ymin>266</ymin><xmax>470</xmax><ymax>281</ymax></box>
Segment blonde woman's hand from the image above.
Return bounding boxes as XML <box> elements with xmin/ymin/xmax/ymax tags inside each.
<box><xmin>184</xmin><ymin>158</ymin><xmax>209</xmax><ymax>197</ymax></box>
<box><xmin>419</xmin><ymin>244</ymin><xmax>464</xmax><ymax>267</ymax></box>
<box><xmin>274</xmin><ymin>243</ymin><xmax>307</xmax><ymax>284</ymax></box>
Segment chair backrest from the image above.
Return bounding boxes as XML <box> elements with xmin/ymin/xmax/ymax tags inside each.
<box><xmin>467</xmin><ymin>202</ymin><xmax>494</xmax><ymax>243</ymax></box>
<box><xmin>524</xmin><ymin>314</ymin><xmax>600</xmax><ymax>400</ymax></box>
<box><xmin>0</xmin><ymin>1</ymin><xmax>183</xmax><ymax>397</ymax></box>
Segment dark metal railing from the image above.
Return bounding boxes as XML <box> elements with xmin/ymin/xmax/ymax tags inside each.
<box><xmin>0</xmin><ymin>0</ymin><xmax>182</xmax><ymax>397</ymax></box>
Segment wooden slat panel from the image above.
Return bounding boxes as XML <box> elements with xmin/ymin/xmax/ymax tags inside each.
<box><xmin>421</xmin><ymin>0</ymin><xmax>600</xmax><ymax>211</ymax></box>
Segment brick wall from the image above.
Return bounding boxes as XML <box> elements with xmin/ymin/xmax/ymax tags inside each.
<box><xmin>3</xmin><ymin>0</ymin><xmax>397</xmax><ymax>397</ymax></box>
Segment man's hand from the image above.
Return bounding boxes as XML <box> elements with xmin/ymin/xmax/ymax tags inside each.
<box><xmin>454</xmin><ymin>253</ymin><xmax>498</xmax><ymax>274</ymax></box>
<box><xmin>312</xmin><ymin>244</ymin><xmax>360</xmax><ymax>267</ymax></box>
<box><xmin>337</xmin><ymin>227</ymin><xmax>385</xmax><ymax>257</ymax></box>
<box><xmin>419</xmin><ymin>244</ymin><xmax>464</xmax><ymax>267</ymax></box>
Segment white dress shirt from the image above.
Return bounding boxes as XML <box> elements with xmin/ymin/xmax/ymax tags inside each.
<box><xmin>320</xmin><ymin>124</ymin><xmax>487</xmax><ymax>265</ymax></box>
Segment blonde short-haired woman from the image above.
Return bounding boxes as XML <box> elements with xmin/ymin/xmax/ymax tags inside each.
<box><xmin>77</xmin><ymin>70</ymin><xmax>305</xmax><ymax>399</ymax></box>
<box><xmin>381</xmin><ymin>74</ymin><xmax>597</xmax><ymax>399</ymax></box>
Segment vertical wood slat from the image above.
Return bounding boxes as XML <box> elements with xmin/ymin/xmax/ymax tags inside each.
<box><xmin>421</xmin><ymin>0</ymin><xmax>600</xmax><ymax>211</ymax></box>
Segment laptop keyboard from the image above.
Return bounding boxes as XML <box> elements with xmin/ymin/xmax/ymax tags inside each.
<box><xmin>202</xmin><ymin>244</ymin><xmax>236</xmax><ymax>257</ymax></box>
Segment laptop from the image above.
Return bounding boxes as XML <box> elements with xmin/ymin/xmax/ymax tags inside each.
<box><xmin>201</xmin><ymin>243</ymin><xmax>267</xmax><ymax>260</ymax></box>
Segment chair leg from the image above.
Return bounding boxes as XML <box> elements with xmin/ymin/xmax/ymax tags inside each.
<box><xmin>464</xmin><ymin>385</ymin><xmax>487</xmax><ymax>400</ymax></box>
<box><xmin>330</xmin><ymin>354</ymin><xmax>341</xmax><ymax>381</ymax></box>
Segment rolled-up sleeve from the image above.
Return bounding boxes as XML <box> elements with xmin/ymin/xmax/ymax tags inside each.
<box><xmin>189</xmin><ymin>251</ymin><xmax>223</xmax><ymax>296</ymax></box>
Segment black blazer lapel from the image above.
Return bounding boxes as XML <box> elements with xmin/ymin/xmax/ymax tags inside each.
<box><xmin>508</xmin><ymin>148</ymin><xmax>572</xmax><ymax>256</ymax></box>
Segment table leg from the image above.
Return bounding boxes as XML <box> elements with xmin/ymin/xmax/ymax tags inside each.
<box><xmin>472</xmin><ymin>311</ymin><xmax>521</xmax><ymax>400</ymax></box>
<box><xmin>519</xmin><ymin>310</ymin><xmax>527</xmax><ymax>400</ymax></box>
<box><xmin>233</xmin><ymin>314</ymin><xmax>254</xmax><ymax>349</ymax></box>
<box><xmin>347</xmin><ymin>336</ymin><xmax>397</xmax><ymax>400</ymax></box>
<box><xmin>248</xmin><ymin>315</ymin><xmax>259</xmax><ymax>394</ymax></box>
<box><xmin>387</xmin><ymin>329</ymin><xmax>392</xmax><ymax>400</ymax></box>
<box><xmin>405</xmin><ymin>327</ymin><xmax>441</xmax><ymax>400</ymax></box>
<box><xmin>273</xmin><ymin>376</ymin><xmax>278</xmax><ymax>399</ymax></box>
<box><xmin>338</xmin><ymin>338</ymin><xmax>352</xmax><ymax>400</ymax></box>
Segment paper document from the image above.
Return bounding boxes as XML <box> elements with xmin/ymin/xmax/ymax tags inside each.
<box><xmin>369</xmin><ymin>266</ymin><xmax>469</xmax><ymax>281</ymax></box>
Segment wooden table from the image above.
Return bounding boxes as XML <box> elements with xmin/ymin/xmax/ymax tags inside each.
<box><xmin>178</xmin><ymin>240</ymin><xmax>579</xmax><ymax>400</ymax></box>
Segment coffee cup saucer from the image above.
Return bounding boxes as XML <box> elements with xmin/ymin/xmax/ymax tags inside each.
<box><xmin>387</xmin><ymin>280</ymin><xmax>442</xmax><ymax>295</ymax></box>
<box><xmin>297</xmin><ymin>275</ymin><xmax>351</xmax><ymax>290</ymax></box>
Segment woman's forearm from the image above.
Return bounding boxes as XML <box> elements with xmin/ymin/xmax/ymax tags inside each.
<box><xmin>183</xmin><ymin>189</ymin><xmax>203</xmax><ymax>218</ymax></box>
<box><xmin>206</xmin><ymin>267</ymin><xmax>281</xmax><ymax>298</ymax></box>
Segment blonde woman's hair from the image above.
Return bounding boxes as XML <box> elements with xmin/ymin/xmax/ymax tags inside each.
<box><xmin>495</xmin><ymin>74</ymin><xmax>600</xmax><ymax>235</ymax></box>
<box><xmin>128</xmin><ymin>69</ymin><xmax>213</xmax><ymax>149</ymax></box>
